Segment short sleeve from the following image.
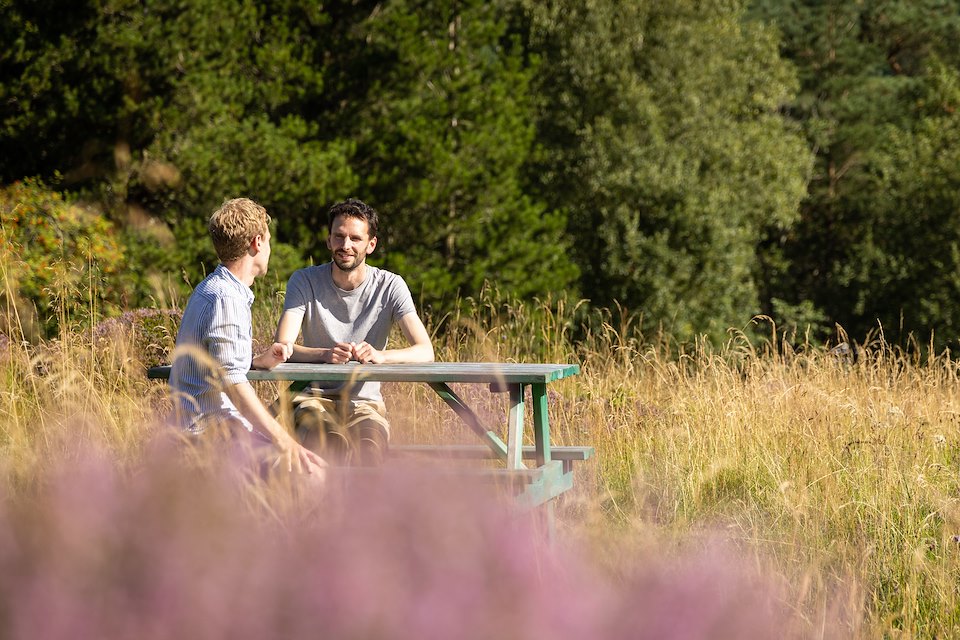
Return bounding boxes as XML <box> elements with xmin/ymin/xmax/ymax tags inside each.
<box><xmin>283</xmin><ymin>269</ymin><xmax>309</xmax><ymax>313</ymax></box>
<box><xmin>390</xmin><ymin>275</ymin><xmax>417</xmax><ymax>321</ymax></box>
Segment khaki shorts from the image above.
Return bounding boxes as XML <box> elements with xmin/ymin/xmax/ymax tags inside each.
<box><xmin>293</xmin><ymin>396</ymin><xmax>390</xmax><ymax>466</ymax></box>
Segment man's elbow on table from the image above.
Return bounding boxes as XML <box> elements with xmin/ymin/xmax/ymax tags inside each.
<box><xmin>417</xmin><ymin>340</ymin><xmax>435</xmax><ymax>363</ymax></box>
<box><xmin>399</xmin><ymin>313</ymin><xmax>435</xmax><ymax>363</ymax></box>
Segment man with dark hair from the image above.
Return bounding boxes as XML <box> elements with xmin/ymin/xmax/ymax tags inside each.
<box><xmin>170</xmin><ymin>197</ymin><xmax>326</xmax><ymax>476</ymax></box>
<box><xmin>275</xmin><ymin>198</ymin><xmax>434</xmax><ymax>466</ymax></box>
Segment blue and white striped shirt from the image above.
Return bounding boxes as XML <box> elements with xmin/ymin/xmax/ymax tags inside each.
<box><xmin>169</xmin><ymin>264</ymin><xmax>255</xmax><ymax>433</ymax></box>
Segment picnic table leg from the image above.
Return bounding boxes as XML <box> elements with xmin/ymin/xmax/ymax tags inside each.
<box><xmin>531</xmin><ymin>382</ymin><xmax>557</xmax><ymax>542</ymax></box>
<box><xmin>506</xmin><ymin>384</ymin><xmax>526</xmax><ymax>470</ymax></box>
<box><xmin>540</xmin><ymin>501</ymin><xmax>557</xmax><ymax>543</ymax></box>
<box><xmin>530</xmin><ymin>383</ymin><xmax>551</xmax><ymax>467</ymax></box>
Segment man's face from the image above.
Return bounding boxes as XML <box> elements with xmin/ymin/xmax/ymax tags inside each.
<box><xmin>327</xmin><ymin>215</ymin><xmax>377</xmax><ymax>272</ymax></box>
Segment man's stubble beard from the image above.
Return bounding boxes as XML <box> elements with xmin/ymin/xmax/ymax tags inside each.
<box><xmin>333</xmin><ymin>253</ymin><xmax>365</xmax><ymax>272</ymax></box>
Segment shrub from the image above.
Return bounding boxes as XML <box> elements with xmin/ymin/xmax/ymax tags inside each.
<box><xmin>92</xmin><ymin>308</ymin><xmax>181</xmax><ymax>367</ymax></box>
<box><xmin>0</xmin><ymin>179</ymin><xmax>126</xmax><ymax>340</ymax></box>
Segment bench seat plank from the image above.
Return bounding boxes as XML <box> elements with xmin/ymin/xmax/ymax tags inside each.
<box><xmin>391</xmin><ymin>444</ymin><xmax>593</xmax><ymax>461</ymax></box>
<box><xmin>391</xmin><ymin>444</ymin><xmax>594</xmax><ymax>474</ymax></box>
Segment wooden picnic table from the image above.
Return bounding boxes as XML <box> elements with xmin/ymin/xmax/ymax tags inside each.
<box><xmin>148</xmin><ymin>362</ymin><xmax>592</xmax><ymax>529</ymax></box>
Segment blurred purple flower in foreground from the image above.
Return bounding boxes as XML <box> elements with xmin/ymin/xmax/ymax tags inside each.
<box><xmin>0</xmin><ymin>441</ymin><xmax>825</xmax><ymax>640</ymax></box>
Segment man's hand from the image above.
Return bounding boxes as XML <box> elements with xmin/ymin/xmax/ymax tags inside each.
<box><xmin>273</xmin><ymin>438</ymin><xmax>328</xmax><ymax>476</ymax></box>
<box><xmin>326</xmin><ymin>342</ymin><xmax>356</xmax><ymax>364</ymax></box>
<box><xmin>351</xmin><ymin>341</ymin><xmax>384</xmax><ymax>364</ymax></box>
<box><xmin>253</xmin><ymin>341</ymin><xmax>294</xmax><ymax>370</ymax></box>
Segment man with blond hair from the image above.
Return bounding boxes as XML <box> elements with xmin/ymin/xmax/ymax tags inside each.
<box><xmin>170</xmin><ymin>197</ymin><xmax>325</xmax><ymax>476</ymax></box>
<box><xmin>275</xmin><ymin>198</ymin><xmax>433</xmax><ymax>466</ymax></box>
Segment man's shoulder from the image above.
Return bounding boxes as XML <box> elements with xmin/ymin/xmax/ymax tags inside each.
<box><xmin>187</xmin><ymin>273</ymin><xmax>223</xmax><ymax>305</ymax></box>
<box><xmin>295</xmin><ymin>263</ymin><xmax>330</xmax><ymax>275</ymax></box>
<box><xmin>368</xmin><ymin>265</ymin><xmax>408</xmax><ymax>286</ymax></box>
<box><xmin>289</xmin><ymin>263</ymin><xmax>331</xmax><ymax>283</ymax></box>
<box><xmin>367</xmin><ymin>267</ymin><xmax>414</xmax><ymax>309</ymax></box>
<box><xmin>193</xmin><ymin>270</ymin><xmax>248</xmax><ymax>302</ymax></box>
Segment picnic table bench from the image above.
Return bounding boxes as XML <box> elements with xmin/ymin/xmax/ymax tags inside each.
<box><xmin>148</xmin><ymin>362</ymin><xmax>593</xmax><ymax>532</ymax></box>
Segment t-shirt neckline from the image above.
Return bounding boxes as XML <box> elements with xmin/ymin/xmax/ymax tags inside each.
<box><xmin>330</xmin><ymin>263</ymin><xmax>374</xmax><ymax>295</ymax></box>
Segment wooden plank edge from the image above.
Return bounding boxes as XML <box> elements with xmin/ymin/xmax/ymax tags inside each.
<box><xmin>391</xmin><ymin>444</ymin><xmax>594</xmax><ymax>462</ymax></box>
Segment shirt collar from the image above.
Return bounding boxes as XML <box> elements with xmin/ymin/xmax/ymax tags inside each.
<box><xmin>214</xmin><ymin>263</ymin><xmax>255</xmax><ymax>304</ymax></box>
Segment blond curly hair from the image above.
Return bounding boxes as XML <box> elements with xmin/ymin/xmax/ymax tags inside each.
<box><xmin>208</xmin><ymin>198</ymin><xmax>271</xmax><ymax>262</ymax></box>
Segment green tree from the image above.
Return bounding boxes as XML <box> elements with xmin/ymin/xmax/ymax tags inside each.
<box><xmin>1</xmin><ymin>0</ymin><xmax>358</xmax><ymax>299</ymax></box>
<box><xmin>842</xmin><ymin>59</ymin><xmax>960</xmax><ymax>346</ymax></box>
<box><xmin>749</xmin><ymin>0</ymin><xmax>960</xmax><ymax>346</ymax></box>
<box><xmin>346</xmin><ymin>0</ymin><xmax>578</xmax><ymax>310</ymax></box>
<box><xmin>522</xmin><ymin>0</ymin><xmax>811</xmax><ymax>342</ymax></box>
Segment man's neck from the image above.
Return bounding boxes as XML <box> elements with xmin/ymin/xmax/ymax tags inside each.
<box><xmin>331</xmin><ymin>262</ymin><xmax>367</xmax><ymax>291</ymax></box>
<box><xmin>223</xmin><ymin>259</ymin><xmax>256</xmax><ymax>287</ymax></box>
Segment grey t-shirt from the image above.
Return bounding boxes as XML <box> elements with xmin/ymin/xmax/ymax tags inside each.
<box><xmin>282</xmin><ymin>263</ymin><xmax>417</xmax><ymax>401</ymax></box>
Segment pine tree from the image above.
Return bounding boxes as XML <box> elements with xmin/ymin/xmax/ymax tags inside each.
<box><xmin>346</xmin><ymin>0</ymin><xmax>578</xmax><ymax>309</ymax></box>
<box><xmin>750</xmin><ymin>0</ymin><xmax>960</xmax><ymax>346</ymax></box>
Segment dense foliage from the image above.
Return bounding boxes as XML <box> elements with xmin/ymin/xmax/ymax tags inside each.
<box><xmin>3</xmin><ymin>0</ymin><xmax>960</xmax><ymax>347</ymax></box>
<box><xmin>749</xmin><ymin>0</ymin><xmax>960</xmax><ymax>345</ymax></box>
<box><xmin>0</xmin><ymin>179</ymin><xmax>126</xmax><ymax>340</ymax></box>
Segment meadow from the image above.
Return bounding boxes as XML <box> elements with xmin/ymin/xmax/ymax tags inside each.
<box><xmin>2</xmin><ymin>288</ymin><xmax>959</xmax><ymax>638</ymax></box>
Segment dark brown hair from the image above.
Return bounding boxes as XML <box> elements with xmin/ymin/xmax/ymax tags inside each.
<box><xmin>327</xmin><ymin>198</ymin><xmax>379</xmax><ymax>238</ymax></box>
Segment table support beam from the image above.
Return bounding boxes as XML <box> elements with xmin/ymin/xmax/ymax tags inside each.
<box><xmin>427</xmin><ymin>382</ymin><xmax>509</xmax><ymax>458</ymax></box>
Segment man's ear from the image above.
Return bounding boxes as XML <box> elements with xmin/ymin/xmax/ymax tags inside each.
<box><xmin>366</xmin><ymin>236</ymin><xmax>378</xmax><ymax>254</ymax></box>
<box><xmin>250</xmin><ymin>234</ymin><xmax>264</xmax><ymax>254</ymax></box>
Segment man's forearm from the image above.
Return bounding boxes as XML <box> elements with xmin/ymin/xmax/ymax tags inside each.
<box><xmin>251</xmin><ymin>342</ymin><xmax>292</xmax><ymax>370</ymax></box>
<box><xmin>288</xmin><ymin>343</ymin><xmax>332</xmax><ymax>363</ymax></box>
<box><xmin>390</xmin><ymin>312</ymin><xmax>434</xmax><ymax>364</ymax></box>
<box><xmin>380</xmin><ymin>343</ymin><xmax>435</xmax><ymax>364</ymax></box>
<box><xmin>228</xmin><ymin>381</ymin><xmax>296</xmax><ymax>447</ymax></box>
<box><xmin>227</xmin><ymin>380</ymin><xmax>327</xmax><ymax>475</ymax></box>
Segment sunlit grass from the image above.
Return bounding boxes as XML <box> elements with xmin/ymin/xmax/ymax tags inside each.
<box><xmin>0</xmin><ymin>323</ymin><xmax>171</xmax><ymax>487</ymax></box>
<box><xmin>6</xmin><ymin>278</ymin><xmax>960</xmax><ymax>636</ymax></box>
<box><xmin>564</xmin><ymin>323</ymin><xmax>960</xmax><ymax>638</ymax></box>
<box><xmin>381</xmin><ymin>294</ymin><xmax>960</xmax><ymax>638</ymax></box>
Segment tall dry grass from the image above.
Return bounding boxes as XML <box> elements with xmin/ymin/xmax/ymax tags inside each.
<box><xmin>4</xmin><ymin>274</ymin><xmax>960</xmax><ymax>636</ymax></box>
<box><xmin>387</xmin><ymin>294</ymin><xmax>960</xmax><ymax>638</ymax></box>
<box><xmin>0</xmin><ymin>302</ymin><xmax>808</xmax><ymax>639</ymax></box>
<box><xmin>571</xmin><ymin>318</ymin><xmax>960</xmax><ymax>638</ymax></box>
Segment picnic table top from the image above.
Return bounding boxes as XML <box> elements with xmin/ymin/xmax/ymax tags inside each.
<box><xmin>148</xmin><ymin>361</ymin><xmax>580</xmax><ymax>385</ymax></box>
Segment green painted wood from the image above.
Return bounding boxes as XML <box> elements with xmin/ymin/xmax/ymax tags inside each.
<box><xmin>392</xmin><ymin>443</ymin><xmax>593</xmax><ymax>474</ymax></box>
<box><xmin>540</xmin><ymin>500</ymin><xmax>557</xmax><ymax>542</ymax></box>
<box><xmin>506</xmin><ymin>384</ymin><xmax>526</xmax><ymax>470</ymax></box>
<box><xmin>286</xmin><ymin>381</ymin><xmax>312</xmax><ymax>394</ymax></box>
<box><xmin>514</xmin><ymin>461</ymin><xmax>572</xmax><ymax>509</ymax></box>
<box><xmin>390</xmin><ymin>444</ymin><xmax>594</xmax><ymax>461</ymax></box>
<box><xmin>147</xmin><ymin>362</ymin><xmax>579</xmax><ymax>384</ymax></box>
<box><xmin>323</xmin><ymin>465</ymin><xmax>545</xmax><ymax>488</ymax></box>
<box><xmin>427</xmin><ymin>382</ymin><xmax>508</xmax><ymax>458</ymax></box>
<box><xmin>531</xmin><ymin>382</ymin><xmax>550</xmax><ymax>468</ymax></box>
